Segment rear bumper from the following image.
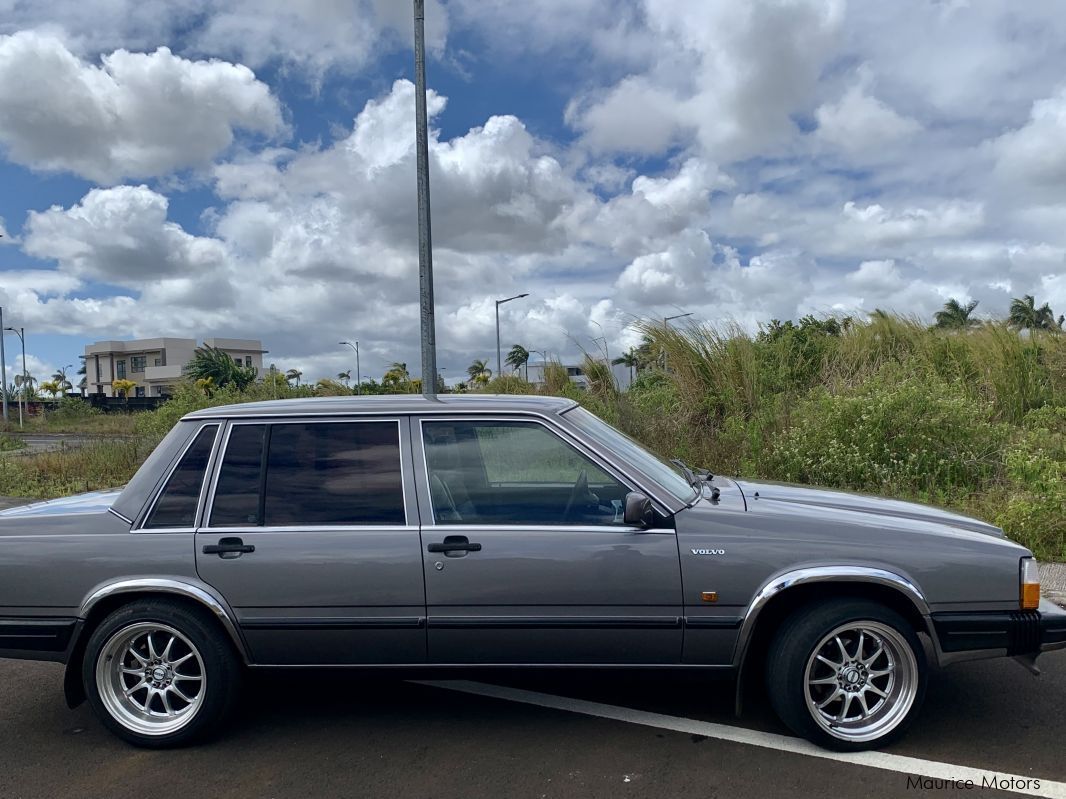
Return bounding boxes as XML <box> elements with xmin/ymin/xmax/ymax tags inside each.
<box><xmin>0</xmin><ymin>617</ymin><xmax>78</xmax><ymax>662</ymax></box>
<box><xmin>932</xmin><ymin>600</ymin><xmax>1066</xmax><ymax>657</ymax></box>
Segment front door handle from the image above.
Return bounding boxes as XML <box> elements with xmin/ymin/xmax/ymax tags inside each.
<box><xmin>426</xmin><ymin>535</ymin><xmax>482</xmax><ymax>556</ymax></box>
<box><xmin>203</xmin><ymin>537</ymin><xmax>255</xmax><ymax>559</ymax></box>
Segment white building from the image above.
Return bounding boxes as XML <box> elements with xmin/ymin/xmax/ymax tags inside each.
<box><xmin>84</xmin><ymin>337</ymin><xmax>267</xmax><ymax>397</ymax></box>
<box><xmin>523</xmin><ymin>361</ymin><xmax>633</xmax><ymax>390</ymax></box>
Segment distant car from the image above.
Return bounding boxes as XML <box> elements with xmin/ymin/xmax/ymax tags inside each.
<box><xmin>1</xmin><ymin>395</ymin><xmax>1064</xmax><ymax>750</ymax></box>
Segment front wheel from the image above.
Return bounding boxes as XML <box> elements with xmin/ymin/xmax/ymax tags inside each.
<box><xmin>83</xmin><ymin>599</ymin><xmax>240</xmax><ymax>747</ymax></box>
<box><xmin>766</xmin><ymin>599</ymin><xmax>926</xmax><ymax>750</ymax></box>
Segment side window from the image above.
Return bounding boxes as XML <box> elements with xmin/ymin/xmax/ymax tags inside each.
<box><xmin>210</xmin><ymin>424</ymin><xmax>266</xmax><ymax>526</ymax></box>
<box><xmin>143</xmin><ymin>425</ymin><xmax>218</xmax><ymax>529</ymax></box>
<box><xmin>264</xmin><ymin>422</ymin><xmax>405</xmax><ymax>526</ymax></box>
<box><xmin>422</xmin><ymin>420</ymin><xmax>629</xmax><ymax>526</ymax></box>
<box><xmin>209</xmin><ymin>421</ymin><xmax>405</xmax><ymax>527</ymax></box>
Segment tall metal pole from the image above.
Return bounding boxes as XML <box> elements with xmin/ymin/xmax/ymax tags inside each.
<box><xmin>18</xmin><ymin>328</ymin><xmax>25</xmax><ymax>429</ymax></box>
<box><xmin>0</xmin><ymin>307</ymin><xmax>7</xmax><ymax>423</ymax></box>
<box><xmin>355</xmin><ymin>341</ymin><xmax>361</xmax><ymax>395</ymax></box>
<box><xmin>495</xmin><ymin>300</ymin><xmax>502</xmax><ymax>378</ymax></box>
<box><xmin>413</xmin><ymin>0</ymin><xmax>437</xmax><ymax>399</ymax></box>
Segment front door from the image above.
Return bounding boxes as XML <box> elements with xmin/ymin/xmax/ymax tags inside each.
<box><xmin>194</xmin><ymin>418</ymin><xmax>426</xmax><ymax>665</ymax></box>
<box><xmin>415</xmin><ymin>417</ymin><xmax>683</xmax><ymax>664</ymax></box>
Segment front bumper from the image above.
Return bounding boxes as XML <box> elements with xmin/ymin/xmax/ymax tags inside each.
<box><xmin>932</xmin><ymin>599</ymin><xmax>1066</xmax><ymax>657</ymax></box>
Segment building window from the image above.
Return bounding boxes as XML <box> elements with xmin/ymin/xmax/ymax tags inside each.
<box><xmin>154</xmin><ymin>358</ymin><xmax>162</xmax><ymax>367</ymax></box>
<box><xmin>116</xmin><ymin>360</ymin><xmax>126</xmax><ymax>379</ymax></box>
<box><xmin>131</xmin><ymin>356</ymin><xmax>146</xmax><ymax>373</ymax></box>
<box><xmin>245</xmin><ymin>356</ymin><xmax>252</xmax><ymax>367</ymax></box>
<box><xmin>135</xmin><ymin>386</ymin><xmax>146</xmax><ymax>397</ymax></box>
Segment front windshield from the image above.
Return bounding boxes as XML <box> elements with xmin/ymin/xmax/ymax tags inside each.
<box><xmin>563</xmin><ymin>406</ymin><xmax>699</xmax><ymax>504</ymax></box>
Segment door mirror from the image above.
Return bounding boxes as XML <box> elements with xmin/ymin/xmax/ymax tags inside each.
<box><xmin>623</xmin><ymin>492</ymin><xmax>655</xmax><ymax>528</ymax></box>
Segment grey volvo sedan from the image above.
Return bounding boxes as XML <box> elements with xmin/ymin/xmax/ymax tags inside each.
<box><xmin>1</xmin><ymin>395</ymin><xmax>1064</xmax><ymax>750</ymax></box>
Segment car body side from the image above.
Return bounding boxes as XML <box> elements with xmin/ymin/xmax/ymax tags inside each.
<box><xmin>1</xmin><ymin>397</ymin><xmax>1064</xmax><ymax>711</ymax></box>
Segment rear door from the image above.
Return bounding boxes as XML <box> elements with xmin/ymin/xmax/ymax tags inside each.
<box><xmin>194</xmin><ymin>417</ymin><xmax>426</xmax><ymax>665</ymax></box>
<box><xmin>414</xmin><ymin>416</ymin><xmax>683</xmax><ymax>664</ymax></box>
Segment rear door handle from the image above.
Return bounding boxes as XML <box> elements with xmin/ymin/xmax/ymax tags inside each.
<box><xmin>427</xmin><ymin>535</ymin><xmax>482</xmax><ymax>555</ymax></box>
<box><xmin>203</xmin><ymin>537</ymin><xmax>255</xmax><ymax>558</ymax></box>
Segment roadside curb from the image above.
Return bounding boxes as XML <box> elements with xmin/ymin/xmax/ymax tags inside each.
<box><xmin>1039</xmin><ymin>562</ymin><xmax>1066</xmax><ymax>608</ymax></box>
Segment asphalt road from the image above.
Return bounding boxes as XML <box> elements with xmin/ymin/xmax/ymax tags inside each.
<box><xmin>2</xmin><ymin>651</ymin><xmax>1065</xmax><ymax>799</ymax></box>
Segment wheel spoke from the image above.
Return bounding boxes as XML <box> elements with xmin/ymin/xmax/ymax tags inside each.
<box><xmin>816</xmin><ymin>687</ymin><xmax>843</xmax><ymax>710</ymax></box>
<box><xmin>855</xmin><ymin>631</ymin><xmax>865</xmax><ymax>660</ymax></box>
<box><xmin>161</xmin><ymin>635</ymin><xmax>176</xmax><ymax>662</ymax></box>
<box><xmin>868</xmin><ymin>666</ymin><xmax>894</xmax><ymax>678</ymax></box>
<box><xmin>171</xmin><ymin>685</ymin><xmax>195</xmax><ymax>704</ymax></box>
<box><xmin>862</xmin><ymin>643</ymin><xmax>884</xmax><ymax>667</ymax></box>
<box><xmin>161</xmin><ymin>690</ymin><xmax>175</xmax><ymax>716</ymax></box>
<box><xmin>123</xmin><ymin>679</ymin><xmax>147</xmax><ymax>698</ymax></box>
<box><xmin>121</xmin><ymin>667</ymin><xmax>144</xmax><ymax>677</ymax></box>
<box><xmin>172</xmin><ymin>652</ymin><xmax>195</xmax><ymax>668</ymax></box>
<box><xmin>174</xmin><ymin>672</ymin><xmax>202</xmax><ymax>682</ymax></box>
<box><xmin>834</xmin><ymin>636</ymin><xmax>849</xmax><ymax>663</ymax></box>
<box><xmin>128</xmin><ymin>647</ymin><xmax>148</xmax><ymax>667</ymax></box>
<box><xmin>816</xmin><ymin>653</ymin><xmax>842</xmax><ymax>669</ymax></box>
<box><xmin>837</xmin><ymin>693</ymin><xmax>853</xmax><ymax>722</ymax></box>
<box><xmin>856</xmin><ymin>691</ymin><xmax>870</xmax><ymax>717</ymax></box>
<box><xmin>809</xmin><ymin>675</ymin><xmax>837</xmax><ymax>685</ymax></box>
<box><xmin>146</xmin><ymin>632</ymin><xmax>159</xmax><ymax>661</ymax></box>
<box><xmin>866</xmin><ymin>683</ymin><xmax>888</xmax><ymax>699</ymax></box>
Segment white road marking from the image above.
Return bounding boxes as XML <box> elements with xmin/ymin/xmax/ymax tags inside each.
<box><xmin>414</xmin><ymin>679</ymin><xmax>1066</xmax><ymax>799</ymax></box>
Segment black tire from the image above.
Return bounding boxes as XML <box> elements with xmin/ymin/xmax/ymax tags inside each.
<box><xmin>765</xmin><ymin>598</ymin><xmax>927</xmax><ymax>751</ymax></box>
<box><xmin>82</xmin><ymin>599</ymin><xmax>241</xmax><ymax>748</ymax></box>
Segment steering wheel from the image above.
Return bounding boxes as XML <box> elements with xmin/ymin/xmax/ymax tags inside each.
<box><xmin>561</xmin><ymin>469</ymin><xmax>589</xmax><ymax>523</ymax></box>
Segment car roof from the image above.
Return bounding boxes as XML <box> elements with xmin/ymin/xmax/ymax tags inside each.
<box><xmin>182</xmin><ymin>393</ymin><xmax>580</xmax><ymax>420</ymax></box>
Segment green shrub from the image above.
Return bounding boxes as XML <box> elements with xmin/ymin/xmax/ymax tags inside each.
<box><xmin>764</xmin><ymin>367</ymin><xmax>1008</xmax><ymax>497</ymax></box>
<box><xmin>0</xmin><ymin>434</ymin><xmax>26</xmax><ymax>452</ymax></box>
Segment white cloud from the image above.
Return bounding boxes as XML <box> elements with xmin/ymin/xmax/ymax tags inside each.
<box><xmin>0</xmin><ymin>31</ymin><xmax>283</xmax><ymax>182</ymax></box>
<box><xmin>991</xmin><ymin>87</ymin><xmax>1066</xmax><ymax>187</ymax></box>
<box><xmin>815</xmin><ymin>82</ymin><xmax>921</xmax><ymax>156</ymax></box>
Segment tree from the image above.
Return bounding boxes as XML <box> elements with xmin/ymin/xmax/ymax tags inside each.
<box><xmin>195</xmin><ymin>377</ymin><xmax>215</xmax><ymax>397</ymax></box>
<box><xmin>382</xmin><ymin>362</ymin><xmax>410</xmax><ymax>388</ymax></box>
<box><xmin>505</xmin><ymin>345</ymin><xmax>530</xmax><ymax>379</ymax></box>
<box><xmin>467</xmin><ymin>359</ymin><xmax>492</xmax><ymax>385</ymax></box>
<box><xmin>184</xmin><ymin>345</ymin><xmax>258</xmax><ymax>390</ymax></box>
<box><xmin>40</xmin><ymin>380</ymin><xmax>62</xmax><ymax>399</ymax></box>
<box><xmin>315</xmin><ymin>378</ymin><xmax>350</xmax><ymax>396</ymax></box>
<box><xmin>285</xmin><ymin>368</ymin><xmax>302</xmax><ymax>386</ymax></box>
<box><xmin>51</xmin><ymin>366</ymin><xmax>73</xmax><ymax>392</ymax></box>
<box><xmin>612</xmin><ymin>349</ymin><xmax>640</xmax><ymax>383</ymax></box>
<box><xmin>337</xmin><ymin>369</ymin><xmax>352</xmax><ymax>387</ymax></box>
<box><xmin>934</xmin><ymin>298</ymin><xmax>980</xmax><ymax>329</ymax></box>
<box><xmin>1009</xmin><ymin>295</ymin><xmax>1059</xmax><ymax>332</ymax></box>
<box><xmin>76</xmin><ymin>360</ymin><xmax>87</xmax><ymax>393</ymax></box>
<box><xmin>112</xmin><ymin>378</ymin><xmax>137</xmax><ymax>406</ymax></box>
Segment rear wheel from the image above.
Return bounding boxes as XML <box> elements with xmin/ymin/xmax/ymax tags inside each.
<box><xmin>766</xmin><ymin>599</ymin><xmax>926</xmax><ymax>750</ymax></box>
<box><xmin>83</xmin><ymin>599</ymin><xmax>240</xmax><ymax>747</ymax></box>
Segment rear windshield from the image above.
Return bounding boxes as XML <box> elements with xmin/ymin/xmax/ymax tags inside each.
<box><xmin>111</xmin><ymin>421</ymin><xmax>200</xmax><ymax>522</ymax></box>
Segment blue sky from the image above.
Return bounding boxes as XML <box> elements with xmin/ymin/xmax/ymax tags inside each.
<box><xmin>2</xmin><ymin>0</ymin><xmax>1066</xmax><ymax>387</ymax></box>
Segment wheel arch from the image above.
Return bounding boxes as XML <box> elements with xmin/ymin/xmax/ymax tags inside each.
<box><xmin>732</xmin><ymin>566</ymin><xmax>933</xmax><ymax>715</ymax></box>
<box><xmin>63</xmin><ymin>578</ymin><xmax>250</xmax><ymax>709</ymax></box>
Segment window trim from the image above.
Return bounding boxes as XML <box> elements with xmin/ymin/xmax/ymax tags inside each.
<box><xmin>134</xmin><ymin>423</ymin><xmax>221</xmax><ymax>532</ymax></box>
<box><xmin>416</xmin><ymin>415</ymin><xmax>669</xmax><ymax>528</ymax></box>
<box><xmin>204</xmin><ymin>417</ymin><xmax>409</xmax><ymax>529</ymax></box>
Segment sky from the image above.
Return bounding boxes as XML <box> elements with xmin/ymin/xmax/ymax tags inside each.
<box><xmin>1</xmin><ymin>0</ymin><xmax>1066</xmax><ymax>387</ymax></box>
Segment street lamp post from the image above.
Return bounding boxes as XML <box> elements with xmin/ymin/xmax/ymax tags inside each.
<box><xmin>662</xmin><ymin>312</ymin><xmax>693</xmax><ymax>371</ymax></box>
<box><xmin>339</xmin><ymin>341</ymin><xmax>361</xmax><ymax>394</ymax></box>
<box><xmin>0</xmin><ymin>306</ymin><xmax>7</xmax><ymax>423</ymax></box>
<box><xmin>495</xmin><ymin>293</ymin><xmax>529</xmax><ymax>378</ymax></box>
<box><xmin>4</xmin><ymin>326</ymin><xmax>26</xmax><ymax>428</ymax></box>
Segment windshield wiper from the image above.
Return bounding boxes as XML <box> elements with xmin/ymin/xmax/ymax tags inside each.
<box><xmin>672</xmin><ymin>458</ymin><xmax>719</xmax><ymax>502</ymax></box>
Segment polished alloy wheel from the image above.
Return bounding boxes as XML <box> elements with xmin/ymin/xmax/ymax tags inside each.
<box><xmin>803</xmin><ymin>620</ymin><xmax>918</xmax><ymax>743</ymax></box>
<box><xmin>95</xmin><ymin>622</ymin><xmax>206</xmax><ymax>736</ymax></box>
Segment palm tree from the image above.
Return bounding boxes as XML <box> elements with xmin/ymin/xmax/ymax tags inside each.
<box><xmin>505</xmin><ymin>345</ymin><xmax>530</xmax><ymax>379</ymax></box>
<box><xmin>1009</xmin><ymin>295</ymin><xmax>1059</xmax><ymax>332</ymax></box>
<box><xmin>112</xmin><ymin>378</ymin><xmax>137</xmax><ymax>407</ymax></box>
<box><xmin>194</xmin><ymin>377</ymin><xmax>215</xmax><ymax>397</ymax></box>
<box><xmin>337</xmin><ymin>369</ymin><xmax>352</xmax><ymax>387</ymax></box>
<box><xmin>76</xmin><ymin>360</ymin><xmax>87</xmax><ymax>393</ymax></box>
<box><xmin>382</xmin><ymin>362</ymin><xmax>410</xmax><ymax>388</ymax></box>
<box><xmin>51</xmin><ymin>366</ymin><xmax>73</xmax><ymax>391</ymax></box>
<box><xmin>934</xmin><ymin>298</ymin><xmax>980</xmax><ymax>329</ymax></box>
<box><xmin>467</xmin><ymin>359</ymin><xmax>492</xmax><ymax>385</ymax></box>
<box><xmin>40</xmin><ymin>380</ymin><xmax>62</xmax><ymax>399</ymax></box>
<box><xmin>184</xmin><ymin>345</ymin><xmax>258</xmax><ymax>390</ymax></box>
<box><xmin>612</xmin><ymin>349</ymin><xmax>641</xmax><ymax>383</ymax></box>
<box><xmin>285</xmin><ymin>368</ymin><xmax>302</xmax><ymax>387</ymax></box>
